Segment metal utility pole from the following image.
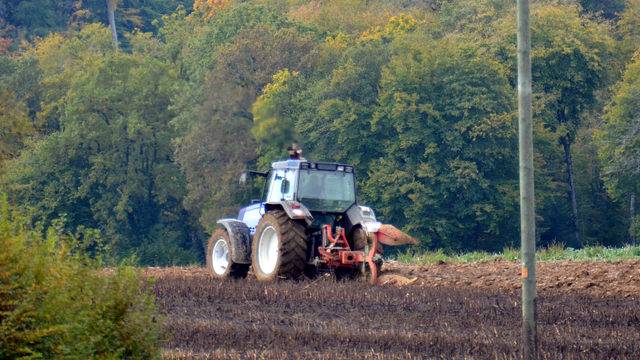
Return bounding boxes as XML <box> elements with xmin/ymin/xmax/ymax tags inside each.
<box><xmin>631</xmin><ymin>193</ymin><xmax>636</xmax><ymax>246</ymax></box>
<box><xmin>517</xmin><ymin>0</ymin><xmax>537</xmax><ymax>359</ymax></box>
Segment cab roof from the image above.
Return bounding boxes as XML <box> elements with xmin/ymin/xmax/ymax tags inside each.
<box><xmin>271</xmin><ymin>160</ymin><xmax>355</xmax><ymax>173</ymax></box>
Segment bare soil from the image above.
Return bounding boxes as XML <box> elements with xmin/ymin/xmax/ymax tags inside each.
<box><xmin>383</xmin><ymin>258</ymin><xmax>640</xmax><ymax>298</ymax></box>
<box><xmin>148</xmin><ymin>259</ymin><xmax>640</xmax><ymax>360</ymax></box>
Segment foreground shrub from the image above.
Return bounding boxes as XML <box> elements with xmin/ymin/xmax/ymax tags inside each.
<box><xmin>0</xmin><ymin>196</ymin><xmax>165</xmax><ymax>359</ymax></box>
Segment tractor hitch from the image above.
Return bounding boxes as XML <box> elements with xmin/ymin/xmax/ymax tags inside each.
<box><xmin>317</xmin><ymin>225</ymin><xmax>380</xmax><ymax>284</ymax></box>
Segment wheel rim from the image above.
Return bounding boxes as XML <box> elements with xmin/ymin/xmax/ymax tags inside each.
<box><xmin>258</xmin><ymin>226</ymin><xmax>279</xmax><ymax>275</ymax></box>
<box><xmin>211</xmin><ymin>238</ymin><xmax>229</xmax><ymax>275</ymax></box>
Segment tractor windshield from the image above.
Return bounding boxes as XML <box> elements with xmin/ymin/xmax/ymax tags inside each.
<box><xmin>297</xmin><ymin>169</ymin><xmax>356</xmax><ymax>213</ymax></box>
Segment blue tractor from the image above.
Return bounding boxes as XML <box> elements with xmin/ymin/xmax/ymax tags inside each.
<box><xmin>206</xmin><ymin>158</ymin><xmax>417</xmax><ymax>283</ymax></box>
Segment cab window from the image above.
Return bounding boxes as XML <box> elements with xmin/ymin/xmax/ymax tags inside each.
<box><xmin>267</xmin><ymin>169</ymin><xmax>295</xmax><ymax>202</ymax></box>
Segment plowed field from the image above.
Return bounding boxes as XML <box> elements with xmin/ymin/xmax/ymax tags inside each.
<box><xmin>149</xmin><ymin>259</ymin><xmax>640</xmax><ymax>360</ymax></box>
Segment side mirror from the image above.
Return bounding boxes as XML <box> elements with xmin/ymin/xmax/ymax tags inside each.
<box><xmin>239</xmin><ymin>170</ymin><xmax>268</xmax><ymax>185</ymax></box>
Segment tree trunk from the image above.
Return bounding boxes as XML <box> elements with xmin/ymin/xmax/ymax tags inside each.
<box><xmin>631</xmin><ymin>193</ymin><xmax>636</xmax><ymax>246</ymax></box>
<box><xmin>106</xmin><ymin>0</ymin><xmax>118</xmax><ymax>47</ymax></box>
<box><xmin>560</xmin><ymin>135</ymin><xmax>580</xmax><ymax>246</ymax></box>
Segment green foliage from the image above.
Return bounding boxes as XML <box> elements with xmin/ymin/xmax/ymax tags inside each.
<box><xmin>616</xmin><ymin>0</ymin><xmax>640</xmax><ymax>63</ymax></box>
<box><xmin>364</xmin><ymin>35</ymin><xmax>519</xmax><ymax>251</ymax></box>
<box><xmin>1</xmin><ymin>0</ymin><xmax>638</xmax><ymax>263</ymax></box>
<box><xmin>601</xmin><ymin>52</ymin><xmax>640</xmax><ymax>195</ymax></box>
<box><xmin>1</xmin><ymin>0</ymin><xmax>67</xmax><ymax>39</ymax></box>
<box><xmin>396</xmin><ymin>243</ymin><xmax>640</xmax><ymax>264</ymax></box>
<box><xmin>252</xmin><ymin>69</ymin><xmax>301</xmax><ymax>168</ymax></box>
<box><xmin>492</xmin><ymin>3</ymin><xmax>613</xmax><ymax>137</ymax></box>
<box><xmin>536</xmin><ymin>241</ymin><xmax>567</xmax><ymax>261</ymax></box>
<box><xmin>571</xmin><ymin>122</ymin><xmax>629</xmax><ymax>246</ymax></box>
<box><xmin>1</xmin><ymin>0</ymin><xmax>194</xmax><ymax>48</ymax></box>
<box><xmin>491</xmin><ymin>2</ymin><xmax>616</xmax><ymax>247</ymax></box>
<box><xmin>395</xmin><ymin>247</ymin><xmax>454</xmax><ymax>264</ymax></box>
<box><xmin>0</xmin><ymin>54</ymin><xmax>42</xmax><ymax>165</ymax></box>
<box><xmin>579</xmin><ymin>0</ymin><xmax>625</xmax><ymax>20</ymax></box>
<box><xmin>538</xmin><ymin>244</ymin><xmax>640</xmax><ymax>261</ymax></box>
<box><xmin>0</xmin><ymin>196</ymin><xmax>165</xmax><ymax>359</ymax></box>
<box><xmin>3</xmin><ymin>26</ymin><xmax>200</xmax><ymax>264</ymax></box>
<box><xmin>0</xmin><ymin>55</ymin><xmax>42</xmax><ymax>120</ymax></box>
<box><xmin>172</xmin><ymin>8</ymin><xmax>322</xmax><ymax>229</ymax></box>
<box><xmin>436</xmin><ymin>0</ymin><xmax>513</xmax><ymax>35</ymax></box>
<box><xmin>288</xmin><ymin>0</ymin><xmax>396</xmax><ymax>35</ymax></box>
<box><xmin>0</xmin><ymin>90</ymin><xmax>32</xmax><ymax>167</ymax></box>
<box><xmin>0</xmin><ymin>54</ymin><xmax>39</xmax><ymax>177</ymax></box>
<box><xmin>178</xmin><ymin>2</ymin><xmax>313</xmax><ymax>82</ymax></box>
<box><xmin>298</xmin><ymin>35</ymin><xmax>391</xmax><ymax>167</ymax></box>
<box><xmin>501</xmin><ymin>245</ymin><xmax>520</xmax><ymax>261</ymax></box>
<box><xmin>599</xmin><ymin>55</ymin><xmax>640</xmax><ymax>239</ymax></box>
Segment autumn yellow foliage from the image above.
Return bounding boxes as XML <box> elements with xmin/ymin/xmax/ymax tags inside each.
<box><xmin>193</xmin><ymin>0</ymin><xmax>228</xmax><ymax>20</ymax></box>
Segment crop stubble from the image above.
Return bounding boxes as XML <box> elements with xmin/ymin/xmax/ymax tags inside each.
<box><xmin>150</xmin><ymin>260</ymin><xmax>640</xmax><ymax>360</ymax></box>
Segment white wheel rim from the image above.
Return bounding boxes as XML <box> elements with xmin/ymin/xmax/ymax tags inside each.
<box><xmin>212</xmin><ymin>238</ymin><xmax>229</xmax><ymax>275</ymax></box>
<box><xmin>258</xmin><ymin>226</ymin><xmax>279</xmax><ymax>275</ymax></box>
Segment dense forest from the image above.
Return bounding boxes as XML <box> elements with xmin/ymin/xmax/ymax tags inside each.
<box><xmin>1</xmin><ymin>0</ymin><xmax>639</xmax><ymax>265</ymax></box>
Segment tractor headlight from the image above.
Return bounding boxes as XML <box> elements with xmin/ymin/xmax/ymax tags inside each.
<box><xmin>292</xmin><ymin>208</ymin><xmax>305</xmax><ymax>217</ymax></box>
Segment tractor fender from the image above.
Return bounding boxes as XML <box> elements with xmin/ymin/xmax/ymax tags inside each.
<box><xmin>216</xmin><ymin>219</ymin><xmax>252</xmax><ymax>264</ymax></box>
<box><xmin>343</xmin><ymin>204</ymin><xmax>365</xmax><ymax>236</ymax></box>
<box><xmin>265</xmin><ymin>201</ymin><xmax>314</xmax><ymax>227</ymax></box>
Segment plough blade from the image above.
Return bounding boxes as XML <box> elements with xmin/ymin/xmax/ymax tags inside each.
<box><xmin>376</xmin><ymin>224</ymin><xmax>419</xmax><ymax>246</ymax></box>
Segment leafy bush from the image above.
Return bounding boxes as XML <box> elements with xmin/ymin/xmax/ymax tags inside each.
<box><xmin>0</xmin><ymin>196</ymin><xmax>165</xmax><ymax>359</ymax></box>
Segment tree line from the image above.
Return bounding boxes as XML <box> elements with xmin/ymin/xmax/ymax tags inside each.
<box><xmin>1</xmin><ymin>0</ymin><xmax>639</xmax><ymax>264</ymax></box>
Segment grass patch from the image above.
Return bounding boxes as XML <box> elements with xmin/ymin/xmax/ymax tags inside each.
<box><xmin>395</xmin><ymin>244</ymin><xmax>640</xmax><ymax>264</ymax></box>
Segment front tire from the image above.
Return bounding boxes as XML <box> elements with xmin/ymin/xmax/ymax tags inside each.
<box><xmin>252</xmin><ymin>210</ymin><xmax>307</xmax><ymax>281</ymax></box>
<box><xmin>206</xmin><ymin>229</ymin><xmax>249</xmax><ymax>279</ymax></box>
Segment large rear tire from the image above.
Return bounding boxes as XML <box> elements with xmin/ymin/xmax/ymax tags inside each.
<box><xmin>252</xmin><ymin>210</ymin><xmax>307</xmax><ymax>281</ymax></box>
<box><xmin>206</xmin><ymin>229</ymin><xmax>249</xmax><ymax>279</ymax></box>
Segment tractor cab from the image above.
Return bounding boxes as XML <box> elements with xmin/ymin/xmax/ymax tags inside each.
<box><xmin>238</xmin><ymin>160</ymin><xmax>359</xmax><ymax>235</ymax></box>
